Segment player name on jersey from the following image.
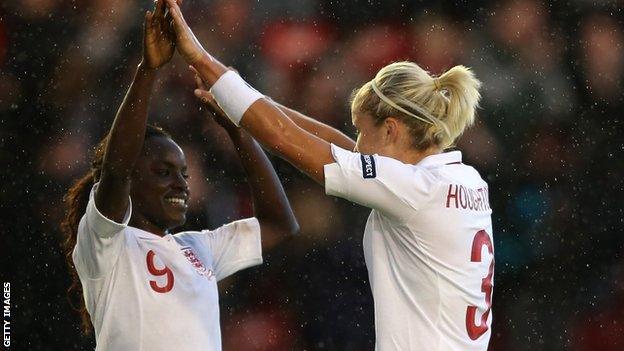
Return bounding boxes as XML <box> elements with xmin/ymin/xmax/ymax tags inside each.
<box><xmin>445</xmin><ymin>184</ymin><xmax>491</xmax><ymax>211</ymax></box>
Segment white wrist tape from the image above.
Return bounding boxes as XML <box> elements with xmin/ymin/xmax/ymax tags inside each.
<box><xmin>209</xmin><ymin>71</ymin><xmax>264</xmax><ymax>126</ymax></box>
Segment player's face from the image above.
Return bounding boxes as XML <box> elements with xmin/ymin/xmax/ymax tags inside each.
<box><xmin>352</xmin><ymin>112</ymin><xmax>386</xmax><ymax>155</ymax></box>
<box><xmin>130</xmin><ymin>136</ymin><xmax>190</xmax><ymax>233</ymax></box>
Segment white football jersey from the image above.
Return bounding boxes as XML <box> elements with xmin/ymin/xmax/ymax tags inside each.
<box><xmin>324</xmin><ymin>144</ymin><xmax>494</xmax><ymax>351</ymax></box>
<box><xmin>73</xmin><ymin>184</ymin><xmax>262</xmax><ymax>351</ymax></box>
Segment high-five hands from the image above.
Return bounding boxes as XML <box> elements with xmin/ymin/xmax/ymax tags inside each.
<box><xmin>142</xmin><ymin>0</ymin><xmax>177</xmax><ymax>69</ymax></box>
<box><xmin>163</xmin><ymin>0</ymin><xmax>207</xmax><ymax>65</ymax></box>
<box><xmin>163</xmin><ymin>0</ymin><xmax>238</xmax><ymax>130</ymax></box>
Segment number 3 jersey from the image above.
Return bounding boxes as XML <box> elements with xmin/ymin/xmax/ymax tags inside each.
<box><xmin>324</xmin><ymin>144</ymin><xmax>494</xmax><ymax>351</ymax></box>
<box><xmin>72</xmin><ymin>184</ymin><xmax>262</xmax><ymax>351</ymax></box>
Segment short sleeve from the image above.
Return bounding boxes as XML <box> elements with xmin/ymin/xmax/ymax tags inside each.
<box><xmin>324</xmin><ymin>144</ymin><xmax>438</xmax><ymax>220</ymax></box>
<box><xmin>72</xmin><ymin>183</ymin><xmax>131</xmax><ymax>279</ymax></box>
<box><xmin>201</xmin><ymin>217</ymin><xmax>262</xmax><ymax>281</ymax></box>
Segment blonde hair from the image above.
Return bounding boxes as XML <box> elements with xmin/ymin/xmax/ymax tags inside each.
<box><xmin>351</xmin><ymin>61</ymin><xmax>482</xmax><ymax>150</ymax></box>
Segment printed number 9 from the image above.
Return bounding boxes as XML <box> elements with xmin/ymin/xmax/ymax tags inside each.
<box><xmin>466</xmin><ymin>230</ymin><xmax>494</xmax><ymax>340</ymax></box>
<box><xmin>146</xmin><ymin>250</ymin><xmax>174</xmax><ymax>293</ymax></box>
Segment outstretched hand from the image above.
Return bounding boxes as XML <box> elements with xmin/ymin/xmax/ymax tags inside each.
<box><xmin>191</xmin><ymin>66</ymin><xmax>238</xmax><ymax>132</ymax></box>
<box><xmin>164</xmin><ymin>0</ymin><xmax>207</xmax><ymax>65</ymax></box>
<box><xmin>143</xmin><ymin>0</ymin><xmax>176</xmax><ymax>69</ymax></box>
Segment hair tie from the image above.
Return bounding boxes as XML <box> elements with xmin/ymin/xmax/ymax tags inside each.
<box><xmin>433</xmin><ymin>78</ymin><xmax>442</xmax><ymax>91</ymax></box>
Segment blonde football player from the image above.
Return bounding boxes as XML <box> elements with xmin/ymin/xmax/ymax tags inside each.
<box><xmin>165</xmin><ymin>0</ymin><xmax>494</xmax><ymax>349</ymax></box>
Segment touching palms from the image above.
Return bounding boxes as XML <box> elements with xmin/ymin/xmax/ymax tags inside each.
<box><xmin>143</xmin><ymin>0</ymin><xmax>176</xmax><ymax>69</ymax></box>
<box><xmin>164</xmin><ymin>0</ymin><xmax>208</xmax><ymax>65</ymax></box>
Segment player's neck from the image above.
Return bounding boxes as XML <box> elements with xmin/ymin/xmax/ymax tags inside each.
<box><xmin>129</xmin><ymin>216</ymin><xmax>167</xmax><ymax>237</ymax></box>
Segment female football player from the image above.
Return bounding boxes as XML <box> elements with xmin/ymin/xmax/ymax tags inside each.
<box><xmin>60</xmin><ymin>1</ymin><xmax>297</xmax><ymax>350</ymax></box>
<box><xmin>165</xmin><ymin>0</ymin><xmax>494</xmax><ymax>349</ymax></box>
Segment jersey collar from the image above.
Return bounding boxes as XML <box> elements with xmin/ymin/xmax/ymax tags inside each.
<box><xmin>132</xmin><ymin>226</ymin><xmax>175</xmax><ymax>242</ymax></box>
<box><xmin>416</xmin><ymin>150</ymin><xmax>462</xmax><ymax>168</ymax></box>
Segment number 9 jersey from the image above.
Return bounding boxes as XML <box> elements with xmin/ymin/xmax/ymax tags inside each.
<box><xmin>72</xmin><ymin>184</ymin><xmax>263</xmax><ymax>351</ymax></box>
<box><xmin>324</xmin><ymin>144</ymin><xmax>494</xmax><ymax>351</ymax></box>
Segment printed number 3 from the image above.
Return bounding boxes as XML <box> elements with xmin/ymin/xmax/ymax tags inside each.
<box><xmin>466</xmin><ymin>230</ymin><xmax>494</xmax><ymax>340</ymax></box>
<box><xmin>146</xmin><ymin>250</ymin><xmax>174</xmax><ymax>293</ymax></box>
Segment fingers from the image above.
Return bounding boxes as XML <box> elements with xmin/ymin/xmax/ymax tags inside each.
<box><xmin>161</xmin><ymin>10</ymin><xmax>176</xmax><ymax>40</ymax></box>
<box><xmin>193</xmin><ymin>87</ymin><xmax>230</xmax><ymax>126</ymax></box>
<box><xmin>190</xmin><ymin>64</ymin><xmax>207</xmax><ymax>96</ymax></box>
<box><xmin>189</xmin><ymin>65</ymin><xmax>198</xmax><ymax>75</ymax></box>
<box><xmin>144</xmin><ymin>10</ymin><xmax>155</xmax><ymax>34</ymax></box>
<box><xmin>163</xmin><ymin>7</ymin><xmax>171</xmax><ymax>26</ymax></box>
<box><xmin>189</xmin><ymin>65</ymin><xmax>207</xmax><ymax>89</ymax></box>
<box><xmin>194</xmin><ymin>73</ymin><xmax>206</xmax><ymax>91</ymax></box>
<box><xmin>153</xmin><ymin>0</ymin><xmax>166</xmax><ymax>21</ymax></box>
<box><xmin>166</xmin><ymin>22</ymin><xmax>177</xmax><ymax>46</ymax></box>
<box><xmin>194</xmin><ymin>89</ymin><xmax>222</xmax><ymax>115</ymax></box>
<box><xmin>164</xmin><ymin>0</ymin><xmax>179</xmax><ymax>15</ymax></box>
<box><xmin>194</xmin><ymin>88</ymin><xmax>212</xmax><ymax>104</ymax></box>
<box><xmin>194</xmin><ymin>74</ymin><xmax>204</xmax><ymax>89</ymax></box>
<box><xmin>164</xmin><ymin>0</ymin><xmax>185</xmax><ymax>27</ymax></box>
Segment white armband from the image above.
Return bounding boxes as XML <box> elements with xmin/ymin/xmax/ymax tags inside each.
<box><xmin>209</xmin><ymin>71</ymin><xmax>264</xmax><ymax>126</ymax></box>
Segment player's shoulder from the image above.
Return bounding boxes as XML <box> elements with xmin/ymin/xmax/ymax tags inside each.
<box><xmin>172</xmin><ymin>230</ymin><xmax>206</xmax><ymax>247</ymax></box>
<box><xmin>173</xmin><ymin>230</ymin><xmax>204</xmax><ymax>240</ymax></box>
<box><xmin>454</xmin><ymin>162</ymin><xmax>488</xmax><ymax>185</ymax></box>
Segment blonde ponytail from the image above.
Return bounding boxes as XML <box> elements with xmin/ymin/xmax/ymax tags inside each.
<box><xmin>351</xmin><ymin>61</ymin><xmax>482</xmax><ymax>149</ymax></box>
<box><xmin>435</xmin><ymin>65</ymin><xmax>482</xmax><ymax>147</ymax></box>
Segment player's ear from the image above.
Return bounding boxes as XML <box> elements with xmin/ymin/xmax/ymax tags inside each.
<box><xmin>383</xmin><ymin>117</ymin><xmax>400</xmax><ymax>144</ymax></box>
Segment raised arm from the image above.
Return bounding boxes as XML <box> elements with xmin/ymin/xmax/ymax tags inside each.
<box><xmin>271</xmin><ymin>103</ymin><xmax>356</xmax><ymax>151</ymax></box>
<box><xmin>166</xmin><ymin>0</ymin><xmax>334</xmax><ymax>185</ymax></box>
<box><xmin>96</xmin><ymin>0</ymin><xmax>175</xmax><ymax>222</ymax></box>
<box><xmin>218</xmin><ymin>67</ymin><xmax>354</xmax><ymax>149</ymax></box>
<box><xmin>193</xmin><ymin>72</ymin><xmax>299</xmax><ymax>249</ymax></box>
